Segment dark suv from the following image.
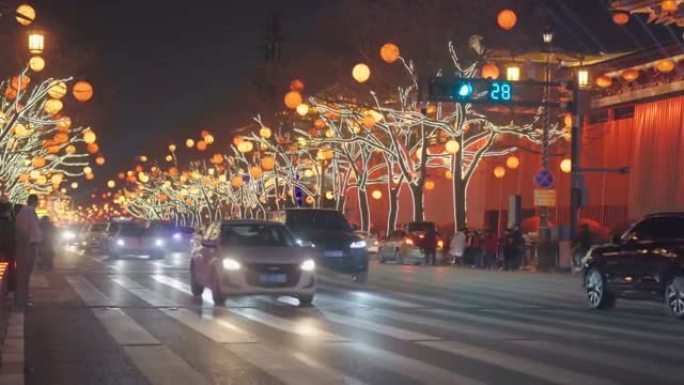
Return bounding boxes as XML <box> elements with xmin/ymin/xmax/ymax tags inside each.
<box><xmin>272</xmin><ymin>209</ymin><xmax>369</xmax><ymax>281</ymax></box>
<box><xmin>581</xmin><ymin>212</ymin><xmax>684</xmax><ymax>319</ymax></box>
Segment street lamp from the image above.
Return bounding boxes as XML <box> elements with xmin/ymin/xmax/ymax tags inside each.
<box><xmin>28</xmin><ymin>30</ymin><xmax>44</xmax><ymax>54</ymax></box>
<box><xmin>542</xmin><ymin>26</ymin><xmax>554</xmax><ymax>45</ymax></box>
<box><xmin>506</xmin><ymin>65</ymin><xmax>521</xmax><ymax>81</ymax></box>
<box><xmin>577</xmin><ymin>69</ymin><xmax>589</xmax><ymax>89</ymax></box>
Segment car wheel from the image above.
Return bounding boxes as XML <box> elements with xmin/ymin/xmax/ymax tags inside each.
<box><xmin>298</xmin><ymin>294</ymin><xmax>314</xmax><ymax>307</ymax></box>
<box><xmin>190</xmin><ymin>263</ymin><xmax>204</xmax><ymax>297</ymax></box>
<box><xmin>665</xmin><ymin>277</ymin><xmax>684</xmax><ymax>320</ymax></box>
<box><xmin>211</xmin><ymin>270</ymin><xmax>226</xmax><ymax>305</ymax></box>
<box><xmin>585</xmin><ymin>267</ymin><xmax>615</xmax><ymax>310</ymax></box>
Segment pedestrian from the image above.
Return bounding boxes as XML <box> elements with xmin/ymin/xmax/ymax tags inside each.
<box><xmin>503</xmin><ymin>228</ymin><xmax>517</xmax><ymax>271</ymax></box>
<box><xmin>471</xmin><ymin>230</ymin><xmax>484</xmax><ymax>268</ymax></box>
<box><xmin>0</xmin><ymin>201</ymin><xmax>16</xmax><ymax>293</ymax></box>
<box><xmin>448</xmin><ymin>228</ymin><xmax>466</xmax><ymax>266</ymax></box>
<box><xmin>572</xmin><ymin>224</ymin><xmax>594</xmax><ymax>269</ymax></box>
<box><xmin>482</xmin><ymin>230</ymin><xmax>498</xmax><ymax>269</ymax></box>
<box><xmin>510</xmin><ymin>225</ymin><xmax>525</xmax><ymax>270</ymax></box>
<box><xmin>424</xmin><ymin>224</ymin><xmax>437</xmax><ymax>266</ymax></box>
<box><xmin>14</xmin><ymin>194</ymin><xmax>43</xmax><ymax>309</ymax></box>
<box><xmin>39</xmin><ymin>216</ymin><xmax>56</xmax><ymax>270</ymax></box>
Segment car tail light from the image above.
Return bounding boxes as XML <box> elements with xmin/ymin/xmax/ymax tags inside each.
<box><xmin>404</xmin><ymin>238</ymin><xmax>414</xmax><ymax>246</ymax></box>
<box><xmin>418</xmin><ymin>234</ymin><xmax>425</xmax><ymax>239</ymax></box>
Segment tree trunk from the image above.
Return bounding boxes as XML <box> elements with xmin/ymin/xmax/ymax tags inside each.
<box><xmin>452</xmin><ymin>151</ymin><xmax>467</xmax><ymax>230</ymax></box>
<box><xmin>387</xmin><ymin>186</ymin><xmax>400</xmax><ymax>236</ymax></box>
<box><xmin>357</xmin><ymin>188</ymin><xmax>370</xmax><ymax>231</ymax></box>
<box><xmin>410</xmin><ymin>184</ymin><xmax>424</xmax><ymax>222</ymax></box>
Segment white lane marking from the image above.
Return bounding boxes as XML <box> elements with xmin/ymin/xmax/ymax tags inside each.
<box><xmin>124</xmin><ymin>346</ymin><xmax>209</xmax><ymax>385</ymax></box>
<box><xmin>321</xmin><ymin>311</ymin><xmax>439</xmax><ymax>341</ymax></box>
<box><xmin>227</xmin><ymin>308</ymin><xmax>347</xmax><ymax>342</ymax></box>
<box><xmin>29</xmin><ymin>274</ymin><xmax>49</xmax><ymax>289</ymax></box>
<box><xmin>65</xmin><ymin>275</ymin><xmax>114</xmax><ymax>306</ymax></box>
<box><xmin>226</xmin><ymin>344</ymin><xmax>367</xmax><ymax>385</ymax></box>
<box><xmin>511</xmin><ymin>339</ymin><xmax>684</xmax><ymax>381</ymax></box>
<box><xmin>419</xmin><ymin>340</ymin><xmax>618</xmax><ymax>385</ymax></box>
<box><xmin>331</xmin><ymin>342</ymin><xmax>486</xmax><ymax>385</ymax></box>
<box><xmin>150</xmin><ymin>274</ymin><xmax>218</xmax><ymax>305</ymax></box>
<box><xmin>160</xmin><ymin>308</ymin><xmax>258</xmax><ymax>344</ymax></box>
<box><xmin>289</xmin><ymin>351</ymin><xmax>367</xmax><ymax>385</ymax></box>
<box><xmin>92</xmin><ymin>308</ymin><xmax>160</xmax><ymax>346</ymax></box>
<box><xmin>111</xmin><ymin>276</ymin><xmax>176</xmax><ymax>307</ymax></box>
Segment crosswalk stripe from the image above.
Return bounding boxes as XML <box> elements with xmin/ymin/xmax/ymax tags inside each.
<box><xmin>510</xmin><ymin>339</ymin><xmax>684</xmax><ymax>381</ymax></box>
<box><xmin>225</xmin><ymin>344</ymin><xmax>367</xmax><ymax>385</ymax></box>
<box><xmin>321</xmin><ymin>311</ymin><xmax>440</xmax><ymax>341</ymax></box>
<box><xmin>419</xmin><ymin>340</ymin><xmax>618</xmax><ymax>385</ymax></box>
<box><xmin>92</xmin><ymin>308</ymin><xmax>160</xmax><ymax>346</ymax></box>
<box><xmin>65</xmin><ymin>275</ymin><xmax>114</xmax><ymax>306</ymax></box>
<box><xmin>331</xmin><ymin>342</ymin><xmax>486</xmax><ymax>385</ymax></box>
<box><xmin>111</xmin><ymin>276</ymin><xmax>177</xmax><ymax>307</ymax></box>
<box><xmin>124</xmin><ymin>345</ymin><xmax>209</xmax><ymax>385</ymax></box>
<box><xmin>160</xmin><ymin>308</ymin><xmax>258</xmax><ymax>343</ymax></box>
<box><xmin>227</xmin><ymin>308</ymin><xmax>347</xmax><ymax>342</ymax></box>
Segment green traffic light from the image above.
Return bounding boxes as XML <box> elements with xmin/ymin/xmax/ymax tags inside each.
<box><xmin>455</xmin><ymin>82</ymin><xmax>473</xmax><ymax>100</ymax></box>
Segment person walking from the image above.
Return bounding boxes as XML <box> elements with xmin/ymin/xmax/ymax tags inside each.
<box><xmin>510</xmin><ymin>225</ymin><xmax>525</xmax><ymax>270</ymax></box>
<box><xmin>424</xmin><ymin>225</ymin><xmax>438</xmax><ymax>266</ymax></box>
<box><xmin>14</xmin><ymin>194</ymin><xmax>43</xmax><ymax>309</ymax></box>
<box><xmin>39</xmin><ymin>216</ymin><xmax>56</xmax><ymax>270</ymax></box>
<box><xmin>482</xmin><ymin>230</ymin><xmax>498</xmax><ymax>269</ymax></box>
<box><xmin>503</xmin><ymin>228</ymin><xmax>517</xmax><ymax>271</ymax></box>
<box><xmin>448</xmin><ymin>228</ymin><xmax>466</xmax><ymax>266</ymax></box>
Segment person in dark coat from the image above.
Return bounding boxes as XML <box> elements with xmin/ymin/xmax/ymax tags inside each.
<box><xmin>39</xmin><ymin>216</ymin><xmax>56</xmax><ymax>270</ymax></box>
<box><xmin>424</xmin><ymin>225</ymin><xmax>437</xmax><ymax>266</ymax></box>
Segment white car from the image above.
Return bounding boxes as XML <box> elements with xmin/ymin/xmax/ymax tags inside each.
<box><xmin>190</xmin><ymin>220</ymin><xmax>317</xmax><ymax>306</ymax></box>
<box><xmin>107</xmin><ymin>226</ymin><xmax>167</xmax><ymax>259</ymax></box>
<box><xmin>354</xmin><ymin>231</ymin><xmax>380</xmax><ymax>253</ymax></box>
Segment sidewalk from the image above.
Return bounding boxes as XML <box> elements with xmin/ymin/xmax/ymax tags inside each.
<box><xmin>0</xmin><ymin>311</ymin><xmax>24</xmax><ymax>385</ymax></box>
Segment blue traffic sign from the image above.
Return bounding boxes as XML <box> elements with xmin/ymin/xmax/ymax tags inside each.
<box><xmin>534</xmin><ymin>169</ymin><xmax>555</xmax><ymax>188</ymax></box>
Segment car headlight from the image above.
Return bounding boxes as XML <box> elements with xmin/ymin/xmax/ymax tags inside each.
<box><xmin>300</xmin><ymin>259</ymin><xmax>316</xmax><ymax>271</ymax></box>
<box><xmin>116</xmin><ymin>239</ymin><xmax>125</xmax><ymax>246</ymax></box>
<box><xmin>350</xmin><ymin>240</ymin><xmax>367</xmax><ymax>249</ymax></box>
<box><xmin>62</xmin><ymin>231</ymin><xmax>76</xmax><ymax>240</ymax></box>
<box><xmin>155</xmin><ymin>239</ymin><xmax>165</xmax><ymax>247</ymax></box>
<box><xmin>222</xmin><ymin>258</ymin><xmax>241</xmax><ymax>271</ymax></box>
<box><xmin>173</xmin><ymin>233</ymin><xmax>182</xmax><ymax>240</ymax></box>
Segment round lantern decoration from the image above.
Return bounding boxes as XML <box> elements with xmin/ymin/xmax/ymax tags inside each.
<box><xmin>96</xmin><ymin>156</ymin><xmax>106</xmax><ymax>166</ymax></box>
<box><xmin>168</xmin><ymin>144</ymin><xmax>176</xmax><ymax>152</ymax></box>
<box><xmin>237</xmin><ymin>140</ymin><xmax>253</xmax><ymax>153</ymax></box>
<box><xmin>204</xmin><ymin>134</ymin><xmax>214</xmax><ymax>144</ymax></box>
<box><xmin>71</xmin><ymin>182</ymin><xmax>78</xmax><ymax>189</ymax></box>
<box><xmin>44</xmin><ymin>99</ymin><xmax>63</xmax><ymax>115</ymax></box>
<box><xmin>656</xmin><ymin>59</ymin><xmax>676</xmax><ymax>73</ymax></box>
<box><xmin>29</xmin><ymin>56</ymin><xmax>45</xmax><ymax>72</ymax></box>
<box><xmin>16</xmin><ymin>4</ymin><xmax>35</xmax><ymax>26</ymax></box>
<box><xmin>83</xmin><ymin>166</ymin><xmax>93</xmax><ymax>175</ymax></box>
<box><xmin>371</xmin><ymin>189</ymin><xmax>383</xmax><ymax>200</ymax></box>
<box><xmin>506</xmin><ymin>156</ymin><xmax>520</xmax><ymax>170</ymax></box>
<box><xmin>560</xmin><ymin>158</ymin><xmax>572</xmax><ymax>173</ymax></box>
<box><xmin>482</xmin><ymin>63</ymin><xmax>500</xmax><ymax>79</ymax></box>
<box><xmin>446</xmin><ymin>139</ymin><xmax>460</xmax><ymax>154</ymax></box>
<box><xmin>48</xmin><ymin>81</ymin><xmax>68</xmax><ymax>100</ymax></box>
<box><xmin>497</xmin><ymin>9</ymin><xmax>517</xmax><ymax>31</ymax></box>
<box><xmin>305</xmin><ymin>196</ymin><xmax>315</xmax><ymax>205</ymax></box>
<box><xmin>72</xmin><ymin>81</ymin><xmax>94</xmax><ymax>102</ymax></box>
<box><xmin>362</xmin><ymin>114</ymin><xmax>376</xmax><ymax>128</ymax></box>
<box><xmin>13</xmin><ymin>123</ymin><xmax>29</xmax><ymax>138</ymax></box>
<box><xmin>19</xmin><ymin>173</ymin><xmax>30</xmax><ymax>183</ymax></box>
<box><xmin>185</xmin><ymin>138</ymin><xmax>195</xmax><ymax>148</ymax></box>
<box><xmin>379</xmin><ymin>43</ymin><xmax>400</xmax><ymax>63</ymax></box>
<box><xmin>231</xmin><ymin>175</ymin><xmax>243</xmax><ymax>188</ymax></box>
<box><xmin>87</xmin><ymin>143</ymin><xmax>99</xmax><ymax>154</ymax></box>
<box><xmin>261</xmin><ymin>156</ymin><xmax>275</xmax><ymax>171</ymax></box>
<box><xmin>259</xmin><ymin>126</ymin><xmax>272</xmax><ymax>138</ymax></box>
<box><xmin>493</xmin><ymin>166</ymin><xmax>506</xmax><ymax>178</ymax></box>
<box><xmin>445</xmin><ymin>170</ymin><xmax>453</xmax><ymax>180</ymax></box>
<box><xmin>595</xmin><ymin>75</ymin><xmax>613</xmax><ymax>88</ymax></box>
<box><xmin>325</xmin><ymin>191</ymin><xmax>334</xmax><ymax>200</ymax></box>
<box><xmin>424</xmin><ymin>179</ymin><xmax>436</xmax><ymax>191</ymax></box>
<box><xmin>83</xmin><ymin>130</ymin><xmax>97</xmax><ymax>144</ymax></box>
<box><xmin>612</xmin><ymin>12</ymin><xmax>630</xmax><ymax>26</ymax></box>
<box><xmin>622</xmin><ymin>69</ymin><xmax>639</xmax><ymax>82</ymax></box>
<box><xmin>196</xmin><ymin>140</ymin><xmax>207</xmax><ymax>151</ymax></box>
<box><xmin>284</xmin><ymin>91</ymin><xmax>303</xmax><ymax>109</ymax></box>
<box><xmin>65</xmin><ymin>145</ymin><xmax>76</xmax><ymax>155</ymax></box>
<box><xmin>232</xmin><ymin>135</ymin><xmax>244</xmax><ymax>146</ymax></box>
<box><xmin>352</xmin><ymin>63</ymin><xmax>371</xmax><ymax>83</ymax></box>
<box><xmin>250</xmin><ymin>166</ymin><xmax>263</xmax><ymax>179</ymax></box>
<box><xmin>662</xmin><ymin>0</ymin><xmax>678</xmax><ymax>12</ymax></box>
<box><xmin>32</xmin><ymin>156</ymin><xmax>46</xmax><ymax>169</ymax></box>
<box><xmin>290</xmin><ymin>78</ymin><xmax>305</xmax><ymax>92</ymax></box>
<box><xmin>51</xmin><ymin>174</ymin><xmax>63</xmax><ymax>185</ymax></box>
<box><xmin>296</xmin><ymin>103</ymin><xmax>309</xmax><ymax>116</ymax></box>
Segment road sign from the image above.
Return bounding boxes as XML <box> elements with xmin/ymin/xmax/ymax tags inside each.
<box><xmin>534</xmin><ymin>189</ymin><xmax>557</xmax><ymax>207</ymax></box>
<box><xmin>427</xmin><ymin>77</ymin><xmax>567</xmax><ymax>107</ymax></box>
<box><xmin>534</xmin><ymin>169</ymin><xmax>555</xmax><ymax>188</ymax></box>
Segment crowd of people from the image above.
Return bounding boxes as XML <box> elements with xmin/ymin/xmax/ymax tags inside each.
<box><xmin>447</xmin><ymin>226</ymin><xmax>528</xmax><ymax>270</ymax></box>
<box><xmin>0</xmin><ymin>194</ymin><xmax>57</xmax><ymax>310</ymax></box>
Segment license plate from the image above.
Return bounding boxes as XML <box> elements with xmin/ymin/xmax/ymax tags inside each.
<box><xmin>260</xmin><ymin>274</ymin><xmax>287</xmax><ymax>283</ymax></box>
<box><xmin>324</xmin><ymin>250</ymin><xmax>344</xmax><ymax>257</ymax></box>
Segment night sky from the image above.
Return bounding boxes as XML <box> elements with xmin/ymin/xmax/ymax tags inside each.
<box><xmin>19</xmin><ymin>0</ymin><xmax>681</xmax><ymax>200</ymax></box>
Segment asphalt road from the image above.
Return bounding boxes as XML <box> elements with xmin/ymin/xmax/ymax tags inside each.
<box><xmin>22</xmin><ymin>248</ymin><xmax>684</xmax><ymax>385</ymax></box>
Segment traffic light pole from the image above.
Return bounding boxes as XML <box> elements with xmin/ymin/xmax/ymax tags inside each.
<box><xmin>569</xmin><ymin>86</ymin><xmax>582</xmax><ymax>247</ymax></box>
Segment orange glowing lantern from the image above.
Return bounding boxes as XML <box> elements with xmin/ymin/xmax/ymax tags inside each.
<box><xmin>371</xmin><ymin>189</ymin><xmax>383</xmax><ymax>200</ymax></box>
<box><xmin>379</xmin><ymin>43</ymin><xmax>400</xmax><ymax>63</ymax></box>
<box><xmin>595</xmin><ymin>75</ymin><xmax>613</xmax><ymax>88</ymax></box>
<box><xmin>662</xmin><ymin>0</ymin><xmax>678</xmax><ymax>12</ymax></box>
<box><xmin>11</xmin><ymin>75</ymin><xmax>30</xmax><ymax>91</ymax></box>
<box><xmin>65</xmin><ymin>145</ymin><xmax>76</xmax><ymax>155</ymax></box>
<box><xmin>19</xmin><ymin>173</ymin><xmax>30</xmax><ymax>183</ymax></box>
<box><xmin>497</xmin><ymin>9</ymin><xmax>517</xmax><ymax>30</ymax></box>
<box><xmin>622</xmin><ymin>69</ymin><xmax>639</xmax><ymax>82</ymax></box>
<box><xmin>290</xmin><ymin>78</ymin><xmax>305</xmax><ymax>92</ymax></box>
<box><xmin>212</xmin><ymin>153</ymin><xmax>224</xmax><ymax>164</ymax></box>
<box><xmin>231</xmin><ymin>175</ymin><xmax>243</xmax><ymax>188</ymax></box>
<box><xmin>87</xmin><ymin>143</ymin><xmax>99</xmax><ymax>154</ymax></box>
<box><xmin>284</xmin><ymin>91</ymin><xmax>303</xmax><ymax>109</ymax></box>
<box><xmin>424</xmin><ymin>179</ymin><xmax>436</xmax><ymax>191</ymax></box>
<box><xmin>305</xmin><ymin>196</ymin><xmax>315</xmax><ymax>205</ymax></box>
<box><xmin>196</xmin><ymin>140</ymin><xmax>207</xmax><ymax>151</ymax></box>
<box><xmin>612</xmin><ymin>12</ymin><xmax>629</xmax><ymax>25</ymax></box>
<box><xmin>656</xmin><ymin>59</ymin><xmax>676</xmax><ymax>73</ymax></box>
<box><xmin>314</xmin><ymin>119</ymin><xmax>325</xmax><ymax>129</ymax></box>
<box><xmin>72</xmin><ymin>81</ymin><xmax>94</xmax><ymax>102</ymax></box>
<box><xmin>362</xmin><ymin>114</ymin><xmax>376</xmax><ymax>128</ymax></box>
<box><xmin>493</xmin><ymin>166</ymin><xmax>506</xmax><ymax>178</ymax></box>
<box><xmin>506</xmin><ymin>156</ymin><xmax>520</xmax><ymax>170</ymax></box>
<box><xmin>261</xmin><ymin>156</ymin><xmax>275</xmax><ymax>171</ymax></box>
<box><xmin>32</xmin><ymin>156</ymin><xmax>46</xmax><ymax>168</ymax></box>
<box><xmin>482</xmin><ymin>63</ymin><xmax>500</xmax><ymax>79</ymax></box>
<box><xmin>96</xmin><ymin>156</ymin><xmax>106</xmax><ymax>166</ymax></box>
<box><xmin>250</xmin><ymin>166</ymin><xmax>263</xmax><ymax>179</ymax></box>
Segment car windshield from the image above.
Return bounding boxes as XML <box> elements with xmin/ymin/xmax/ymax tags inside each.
<box><xmin>286</xmin><ymin>210</ymin><xmax>352</xmax><ymax>232</ymax></box>
<box><xmin>118</xmin><ymin>227</ymin><xmax>147</xmax><ymax>237</ymax></box>
<box><xmin>90</xmin><ymin>224</ymin><xmax>108</xmax><ymax>232</ymax></box>
<box><xmin>220</xmin><ymin>223</ymin><xmax>296</xmax><ymax>247</ymax></box>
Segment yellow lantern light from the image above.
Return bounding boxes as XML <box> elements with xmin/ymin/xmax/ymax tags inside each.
<box><xmin>138</xmin><ymin>172</ymin><xmax>149</xmax><ymax>183</ymax></box>
<box><xmin>284</xmin><ymin>91</ymin><xmax>303</xmax><ymax>109</ymax></box>
<box><xmin>51</xmin><ymin>174</ymin><xmax>63</xmax><ymax>185</ymax></box>
<box><xmin>352</xmin><ymin>63</ymin><xmax>371</xmax><ymax>83</ymax></box>
<box><xmin>305</xmin><ymin>196</ymin><xmax>315</xmax><ymax>205</ymax></box>
<box><xmin>325</xmin><ymin>191</ymin><xmax>335</xmax><ymax>200</ymax></box>
<box><xmin>445</xmin><ymin>170</ymin><xmax>453</xmax><ymax>180</ymax></box>
<box><xmin>493</xmin><ymin>166</ymin><xmax>506</xmax><ymax>178</ymax></box>
<box><xmin>16</xmin><ymin>4</ymin><xmax>36</xmax><ymax>26</ymax></box>
<box><xmin>446</xmin><ymin>139</ymin><xmax>460</xmax><ymax>154</ymax></box>
<box><xmin>304</xmin><ymin>169</ymin><xmax>314</xmax><ymax>178</ymax></box>
<box><xmin>656</xmin><ymin>59</ymin><xmax>676</xmax><ymax>73</ymax></box>
<box><xmin>28</xmin><ymin>31</ymin><xmax>44</xmax><ymax>54</ymax></box>
<box><xmin>204</xmin><ymin>134</ymin><xmax>214</xmax><ymax>144</ymax></box>
<box><xmin>424</xmin><ymin>179</ymin><xmax>436</xmax><ymax>191</ymax></box>
<box><xmin>65</xmin><ymin>144</ymin><xmax>76</xmax><ymax>154</ymax></box>
<box><xmin>168</xmin><ymin>144</ymin><xmax>176</xmax><ymax>152</ymax></box>
<box><xmin>85</xmin><ymin>173</ymin><xmax>95</xmax><ymax>181</ymax></box>
<box><xmin>622</xmin><ymin>69</ymin><xmax>639</xmax><ymax>82</ymax></box>
<box><xmin>185</xmin><ymin>138</ymin><xmax>195</xmax><ymax>148</ymax></box>
<box><xmin>48</xmin><ymin>81</ymin><xmax>67</xmax><ymax>99</ymax></box>
<box><xmin>83</xmin><ymin>166</ymin><xmax>93</xmax><ymax>174</ymax></box>
<box><xmin>577</xmin><ymin>69</ymin><xmax>590</xmax><ymax>89</ymax></box>
<box><xmin>83</xmin><ymin>129</ymin><xmax>97</xmax><ymax>144</ymax></box>
<box><xmin>506</xmin><ymin>156</ymin><xmax>520</xmax><ymax>169</ymax></box>
<box><xmin>595</xmin><ymin>75</ymin><xmax>613</xmax><ymax>88</ymax></box>
<box><xmin>29</xmin><ymin>56</ymin><xmax>45</xmax><ymax>72</ymax></box>
<box><xmin>560</xmin><ymin>158</ymin><xmax>572</xmax><ymax>173</ymax></box>
<box><xmin>32</xmin><ymin>156</ymin><xmax>46</xmax><ymax>169</ymax></box>
<box><xmin>259</xmin><ymin>127</ymin><xmax>272</xmax><ymax>139</ymax></box>
<box><xmin>44</xmin><ymin>99</ymin><xmax>63</xmax><ymax>115</ymax></box>
<box><xmin>371</xmin><ymin>189</ymin><xmax>383</xmax><ymax>200</ymax></box>
<box><xmin>107</xmin><ymin>180</ymin><xmax>115</xmax><ymax>189</ymax></box>
<box><xmin>296</xmin><ymin>103</ymin><xmax>309</xmax><ymax>116</ymax></box>
<box><xmin>380</xmin><ymin>43</ymin><xmax>400</xmax><ymax>63</ymax></box>
<box><xmin>238</xmin><ymin>140</ymin><xmax>253</xmax><ymax>153</ymax></box>
<box><xmin>72</xmin><ymin>81</ymin><xmax>94</xmax><ymax>102</ymax></box>
<box><xmin>13</xmin><ymin>123</ymin><xmax>30</xmax><ymax>138</ymax></box>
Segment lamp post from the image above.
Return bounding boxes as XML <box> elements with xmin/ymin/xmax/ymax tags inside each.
<box><xmin>28</xmin><ymin>30</ymin><xmax>44</xmax><ymax>54</ymax></box>
<box><xmin>540</xmin><ymin>26</ymin><xmax>553</xmax><ymax>236</ymax></box>
<box><xmin>494</xmin><ymin>166</ymin><xmax>506</xmax><ymax>238</ymax></box>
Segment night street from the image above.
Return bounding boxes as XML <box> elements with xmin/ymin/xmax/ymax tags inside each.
<box><xmin>18</xmin><ymin>250</ymin><xmax>684</xmax><ymax>385</ymax></box>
